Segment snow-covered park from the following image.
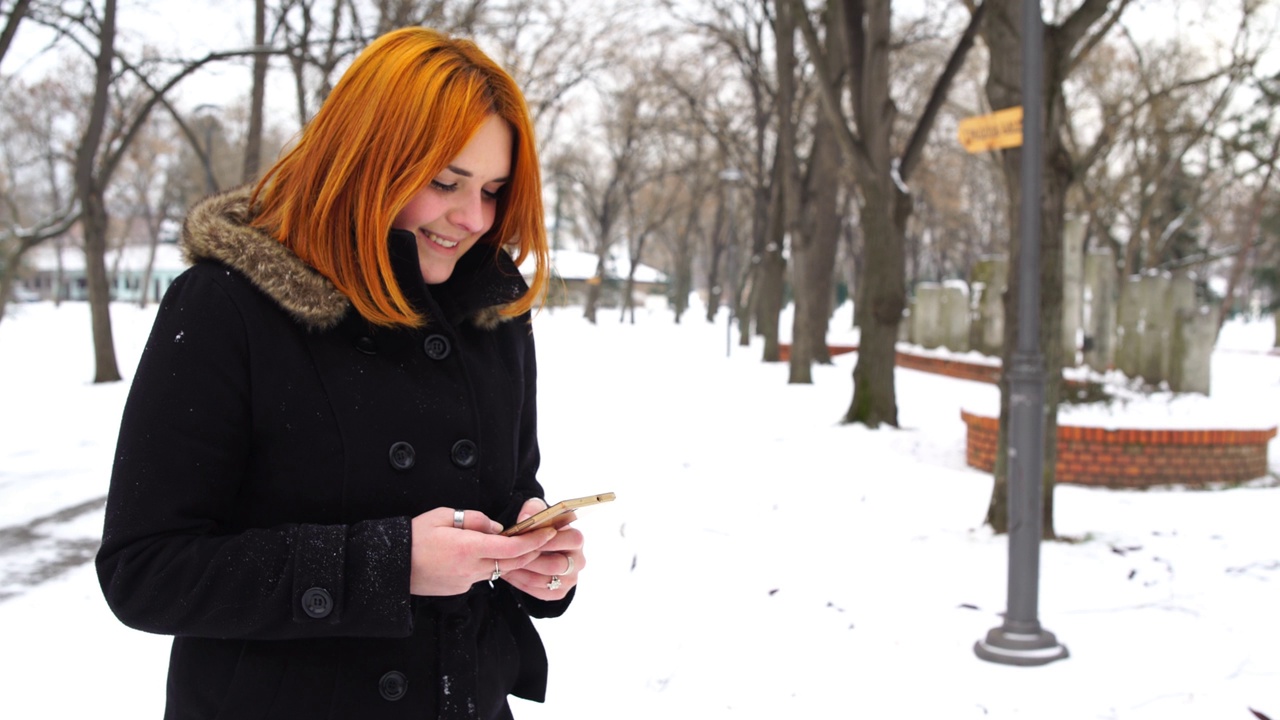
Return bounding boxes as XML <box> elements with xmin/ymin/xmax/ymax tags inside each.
<box><xmin>1</xmin><ymin>299</ymin><xmax>1277</xmax><ymax>719</ymax></box>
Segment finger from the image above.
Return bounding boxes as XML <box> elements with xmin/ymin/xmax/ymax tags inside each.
<box><xmin>535</xmin><ymin>527</ymin><xmax>584</xmax><ymax>554</ymax></box>
<box><xmin>516</xmin><ymin>497</ymin><xmax>550</xmax><ymax>522</ymax></box>
<box><xmin>485</xmin><ymin>547</ymin><xmax>548</xmax><ymax>583</ymax></box>
<box><xmin>421</xmin><ymin>507</ymin><xmax>501</xmax><ymax>534</ymax></box>
<box><xmin>456</xmin><ymin>509</ymin><xmax>503</xmax><ymax>534</ymax></box>
<box><xmin>529</xmin><ymin>551</ymin><xmax>581</xmax><ymax>577</ymax></box>
<box><xmin>503</xmin><ymin>568</ymin><xmax>575</xmax><ymax>599</ymax></box>
<box><xmin>472</xmin><ymin>529</ymin><xmax>557</xmax><ymax>563</ymax></box>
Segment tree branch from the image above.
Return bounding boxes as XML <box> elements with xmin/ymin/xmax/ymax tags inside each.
<box><xmin>791</xmin><ymin>0</ymin><xmax>866</xmax><ymax>170</ymax></box>
<box><xmin>0</xmin><ymin>0</ymin><xmax>33</xmax><ymax>67</ymax></box>
<box><xmin>899</xmin><ymin>0</ymin><xmax>987</xmax><ymax>182</ymax></box>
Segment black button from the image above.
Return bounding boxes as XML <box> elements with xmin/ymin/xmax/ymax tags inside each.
<box><xmin>301</xmin><ymin>587</ymin><xmax>332</xmax><ymax>619</ymax></box>
<box><xmin>379</xmin><ymin>670</ymin><xmax>407</xmax><ymax>701</ymax></box>
<box><xmin>355</xmin><ymin>336</ymin><xmax>377</xmax><ymax>355</ymax></box>
<box><xmin>423</xmin><ymin>334</ymin><xmax>451</xmax><ymax>360</ymax></box>
<box><xmin>388</xmin><ymin>442</ymin><xmax>416</xmax><ymax>471</ymax></box>
<box><xmin>450</xmin><ymin>439</ymin><xmax>478</xmax><ymax>469</ymax></box>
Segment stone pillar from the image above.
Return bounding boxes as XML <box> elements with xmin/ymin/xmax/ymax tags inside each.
<box><xmin>1170</xmin><ymin>305</ymin><xmax>1218</xmax><ymax>394</ymax></box>
<box><xmin>911</xmin><ymin>283</ymin><xmax>943</xmax><ymax>349</ymax></box>
<box><xmin>968</xmin><ymin>256</ymin><xmax>1007</xmax><ymax>357</ymax></box>
<box><xmin>1061</xmin><ymin>214</ymin><xmax>1086</xmax><ymax>367</ymax></box>
<box><xmin>940</xmin><ymin>281</ymin><xmax>971</xmax><ymax>352</ymax></box>
<box><xmin>1115</xmin><ymin>275</ymin><xmax>1142</xmax><ymax>379</ymax></box>
<box><xmin>1137</xmin><ymin>274</ymin><xmax>1174</xmax><ymax>384</ymax></box>
<box><xmin>1083</xmin><ymin>250</ymin><xmax>1117</xmax><ymax>372</ymax></box>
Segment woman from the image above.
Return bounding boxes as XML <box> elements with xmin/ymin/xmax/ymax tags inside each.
<box><xmin>96</xmin><ymin>27</ymin><xmax>585</xmax><ymax>720</ymax></box>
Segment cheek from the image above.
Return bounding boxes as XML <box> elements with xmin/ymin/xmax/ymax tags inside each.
<box><xmin>393</xmin><ymin>193</ymin><xmax>442</xmax><ymax>229</ymax></box>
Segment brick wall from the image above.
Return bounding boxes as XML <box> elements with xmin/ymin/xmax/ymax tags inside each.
<box><xmin>781</xmin><ymin>343</ymin><xmax>1276</xmax><ymax>487</ymax></box>
<box><xmin>777</xmin><ymin>343</ymin><xmax>1000</xmax><ymax>383</ymax></box>
<box><xmin>961</xmin><ymin>410</ymin><xmax>1277</xmax><ymax>488</ymax></box>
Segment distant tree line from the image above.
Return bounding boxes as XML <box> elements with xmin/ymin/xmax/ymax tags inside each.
<box><xmin>2</xmin><ymin>0</ymin><xmax>1277</xmax><ymax>533</ymax></box>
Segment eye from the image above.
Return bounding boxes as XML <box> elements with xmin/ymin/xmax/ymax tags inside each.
<box><xmin>482</xmin><ymin>186</ymin><xmax>503</xmax><ymax>201</ymax></box>
<box><xmin>430</xmin><ymin>180</ymin><xmax>457</xmax><ymax>193</ymax></box>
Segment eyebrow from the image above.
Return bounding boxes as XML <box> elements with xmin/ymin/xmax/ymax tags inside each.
<box><xmin>446</xmin><ymin>165</ymin><xmax>510</xmax><ymax>183</ymax></box>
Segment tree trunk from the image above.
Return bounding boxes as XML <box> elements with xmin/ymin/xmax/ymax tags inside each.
<box><xmin>76</xmin><ymin>0</ymin><xmax>122</xmax><ymax>384</ymax></box>
<box><xmin>704</xmin><ymin>189</ymin><xmax>727</xmax><ymax>324</ymax></box>
<box><xmin>0</xmin><ymin>0</ymin><xmax>32</xmax><ymax>68</ymax></box>
<box><xmin>242</xmin><ymin>0</ymin><xmax>268</xmax><ymax>183</ymax></box>
<box><xmin>757</xmin><ymin>247</ymin><xmax>786</xmax><ymax>359</ymax></box>
<box><xmin>82</xmin><ymin>195</ymin><xmax>122</xmax><ymax>382</ymax></box>
<box><xmin>843</xmin><ymin>184</ymin><xmax>909</xmax><ymax>426</ymax></box>
<box><xmin>583</xmin><ymin>254</ymin><xmax>605</xmax><ymax>324</ymax></box>
<box><xmin>790</xmin><ymin>105</ymin><xmax>842</xmax><ymax>383</ymax></box>
<box><xmin>620</xmin><ymin>270</ymin><xmax>636</xmax><ymax>324</ymax></box>
<box><xmin>981</xmin><ymin>0</ymin><xmax>1117</xmax><ymax>537</ymax></box>
<box><xmin>0</xmin><ymin>253</ymin><xmax>22</xmax><ymax>323</ymax></box>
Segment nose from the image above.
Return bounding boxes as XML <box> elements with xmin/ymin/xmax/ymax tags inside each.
<box><xmin>447</xmin><ymin>191</ymin><xmax>487</xmax><ymax>234</ymax></box>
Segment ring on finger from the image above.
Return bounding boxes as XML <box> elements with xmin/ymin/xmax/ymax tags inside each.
<box><xmin>547</xmin><ymin>575</ymin><xmax>562</xmax><ymax>591</ymax></box>
<box><xmin>562</xmin><ymin>554</ymin><xmax>575</xmax><ymax>575</ymax></box>
<box><xmin>453</xmin><ymin>509</ymin><xmax>465</xmax><ymax>529</ymax></box>
<box><xmin>490</xmin><ymin>559</ymin><xmax>502</xmax><ymax>582</ymax></box>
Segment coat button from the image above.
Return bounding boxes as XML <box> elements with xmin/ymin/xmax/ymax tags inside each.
<box><xmin>354</xmin><ymin>336</ymin><xmax>377</xmax><ymax>355</ymax></box>
<box><xmin>423</xmin><ymin>334</ymin><xmax>451</xmax><ymax>360</ymax></box>
<box><xmin>450</xmin><ymin>439</ymin><xmax>478</xmax><ymax>469</ymax></box>
<box><xmin>379</xmin><ymin>670</ymin><xmax>407</xmax><ymax>701</ymax></box>
<box><xmin>301</xmin><ymin>587</ymin><xmax>332</xmax><ymax>619</ymax></box>
<box><xmin>388</xmin><ymin>442</ymin><xmax>416</xmax><ymax>471</ymax></box>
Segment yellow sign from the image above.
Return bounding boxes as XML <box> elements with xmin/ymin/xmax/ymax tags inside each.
<box><xmin>958</xmin><ymin>106</ymin><xmax>1023</xmax><ymax>153</ymax></box>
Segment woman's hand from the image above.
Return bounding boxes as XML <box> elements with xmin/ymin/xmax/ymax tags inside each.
<box><xmin>498</xmin><ymin>498</ymin><xmax>586</xmax><ymax>601</ymax></box>
<box><xmin>409</xmin><ymin>507</ymin><xmax>557</xmax><ymax>596</ymax></box>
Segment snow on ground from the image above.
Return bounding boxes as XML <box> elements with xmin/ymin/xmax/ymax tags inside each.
<box><xmin>1</xmin><ymin>299</ymin><xmax>1277</xmax><ymax>719</ymax></box>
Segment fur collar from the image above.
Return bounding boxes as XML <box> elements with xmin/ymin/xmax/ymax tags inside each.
<box><xmin>181</xmin><ymin>186</ymin><xmax>519</xmax><ymax>333</ymax></box>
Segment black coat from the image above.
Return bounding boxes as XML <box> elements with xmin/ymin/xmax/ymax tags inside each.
<box><xmin>96</xmin><ymin>187</ymin><xmax>571</xmax><ymax>720</ymax></box>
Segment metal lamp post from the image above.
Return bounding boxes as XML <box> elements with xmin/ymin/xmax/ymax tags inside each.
<box><xmin>974</xmin><ymin>0</ymin><xmax>1068</xmax><ymax>667</ymax></box>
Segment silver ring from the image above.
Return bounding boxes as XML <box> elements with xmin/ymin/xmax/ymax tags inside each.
<box><xmin>563</xmin><ymin>554</ymin><xmax>575</xmax><ymax>575</ymax></box>
<box><xmin>490</xmin><ymin>560</ymin><xmax>502</xmax><ymax>583</ymax></box>
<box><xmin>547</xmin><ymin>575</ymin><xmax>562</xmax><ymax>591</ymax></box>
<box><xmin>453</xmin><ymin>509</ymin><xmax>465</xmax><ymax>529</ymax></box>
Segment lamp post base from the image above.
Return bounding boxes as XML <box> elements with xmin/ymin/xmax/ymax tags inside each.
<box><xmin>974</xmin><ymin>626</ymin><xmax>1069</xmax><ymax>666</ymax></box>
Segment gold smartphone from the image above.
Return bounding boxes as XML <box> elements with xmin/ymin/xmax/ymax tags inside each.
<box><xmin>501</xmin><ymin>492</ymin><xmax>616</xmax><ymax>536</ymax></box>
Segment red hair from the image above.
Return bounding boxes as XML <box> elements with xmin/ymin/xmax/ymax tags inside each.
<box><xmin>251</xmin><ymin>27</ymin><xmax>548</xmax><ymax>327</ymax></box>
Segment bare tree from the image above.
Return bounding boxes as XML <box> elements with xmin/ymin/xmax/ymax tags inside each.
<box><xmin>655</xmin><ymin>45</ymin><xmax>750</xmax><ymax>326</ymax></box>
<box><xmin>242</xmin><ymin>0</ymin><xmax>269</xmax><ymax>183</ymax></box>
<box><xmin>30</xmin><ymin>1</ymin><xmax>281</xmax><ymax>381</ymax></box>
<box><xmin>481</xmin><ymin>0</ymin><xmax>630</xmax><ymax>148</ymax></box>
<box><xmin>0</xmin><ymin>0</ymin><xmax>34</xmax><ymax>67</ymax></box>
<box><xmin>114</xmin><ymin>112</ymin><xmax>181</xmax><ymax>308</ymax></box>
<box><xmin>0</xmin><ymin>69</ymin><xmax>81</xmax><ymax>321</ymax></box>
<box><xmin>571</xmin><ymin>72</ymin><xmax>648</xmax><ymax>324</ymax></box>
<box><xmin>794</xmin><ymin>0</ymin><xmax>988</xmax><ymax>427</ymax></box>
<box><xmin>980</xmin><ymin>0</ymin><xmax>1132</xmax><ymax>536</ymax></box>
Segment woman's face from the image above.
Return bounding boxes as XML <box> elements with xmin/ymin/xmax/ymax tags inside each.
<box><xmin>393</xmin><ymin>115</ymin><xmax>513</xmax><ymax>285</ymax></box>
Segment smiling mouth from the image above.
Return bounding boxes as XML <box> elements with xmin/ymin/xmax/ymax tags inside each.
<box><xmin>423</xmin><ymin>231</ymin><xmax>460</xmax><ymax>249</ymax></box>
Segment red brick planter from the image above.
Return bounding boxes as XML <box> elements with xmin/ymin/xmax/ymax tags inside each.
<box><xmin>779</xmin><ymin>342</ymin><xmax>1276</xmax><ymax>487</ymax></box>
<box><xmin>961</xmin><ymin>410</ymin><xmax>1277</xmax><ymax>488</ymax></box>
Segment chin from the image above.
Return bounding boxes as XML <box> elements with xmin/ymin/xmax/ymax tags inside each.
<box><xmin>420</xmin><ymin>264</ymin><xmax>457</xmax><ymax>285</ymax></box>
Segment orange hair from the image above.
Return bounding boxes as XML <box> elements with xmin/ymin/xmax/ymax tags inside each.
<box><xmin>251</xmin><ymin>27</ymin><xmax>548</xmax><ymax>327</ymax></box>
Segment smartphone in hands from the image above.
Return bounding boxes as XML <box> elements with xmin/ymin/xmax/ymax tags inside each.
<box><xmin>501</xmin><ymin>492</ymin><xmax>616</xmax><ymax>536</ymax></box>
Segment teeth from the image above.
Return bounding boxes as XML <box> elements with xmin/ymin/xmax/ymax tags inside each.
<box><xmin>425</xmin><ymin>231</ymin><xmax>459</xmax><ymax>248</ymax></box>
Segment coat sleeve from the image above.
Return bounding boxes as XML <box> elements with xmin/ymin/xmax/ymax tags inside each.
<box><xmin>506</xmin><ymin>315</ymin><xmax>574</xmax><ymax>619</ymax></box>
<box><xmin>96</xmin><ymin>266</ymin><xmax>414</xmax><ymax>640</ymax></box>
